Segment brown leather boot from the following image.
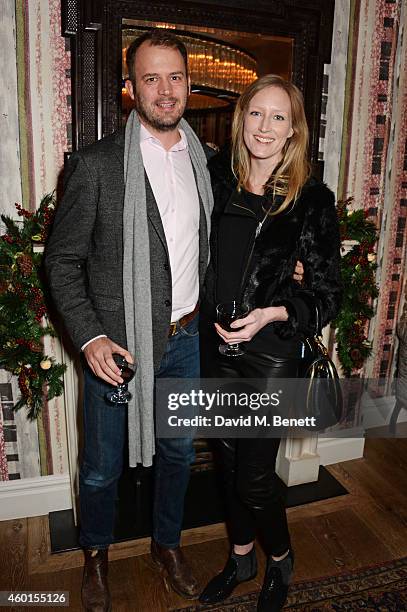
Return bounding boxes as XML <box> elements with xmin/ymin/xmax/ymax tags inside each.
<box><xmin>81</xmin><ymin>549</ymin><xmax>111</xmax><ymax>612</ymax></box>
<box><xmin>151</xmin><ymin>540</ymin><xmax>200</xmax><ymax>599</ymax></box>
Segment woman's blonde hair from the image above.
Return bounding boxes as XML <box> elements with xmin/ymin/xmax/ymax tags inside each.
<box><xmin>231</xmin><ymin>74</ymin><xmax>311</xmax><ymax>214</ymax></box>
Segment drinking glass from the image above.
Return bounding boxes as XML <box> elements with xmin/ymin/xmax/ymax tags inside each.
<box><xmin>105</xmin><ymin>354</ymin><xmax>136</xmax><ymax>404</ymax></box>
<box><xmin>216</xmin><ymin>301</ymin><xmax>249</xmax><ymax>357</ymax></box>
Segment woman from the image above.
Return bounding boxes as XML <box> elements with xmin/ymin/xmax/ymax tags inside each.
<box><xmin>199</xmin><ymin>75</ymin><xmax>342</xmax><ymax>611</ymax></box>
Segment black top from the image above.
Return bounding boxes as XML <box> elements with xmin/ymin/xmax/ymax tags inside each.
<box><xmin>215</xmin><ymin>187</ymin><xmax>304</xmax><ymax>357</ymax></box>
<box><xmin>216</xmin><ymin>188</ymin><xmax>264</xmax><ymax>304</ymax></box>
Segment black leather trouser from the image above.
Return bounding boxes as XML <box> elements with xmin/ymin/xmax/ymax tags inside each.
<box><xmin>202</xmin><ymin>336</ymin><xmax>299</xmax><ymax>556</ymax></box>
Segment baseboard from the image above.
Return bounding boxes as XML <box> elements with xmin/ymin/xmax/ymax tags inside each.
<box><xmin>0</xmin><ymin>432</ymin><xmax>372</xmax><ymax>522</ymax></box>
<box><xmin>318</xmin><ymin>435</ymin><xmax>366</xmax><ymax>466</ymax></box>
<box><xmin>0</xmin><ymin>474</ymin><xmax>72</xmax><ymax>520</ymax></box>
<box><xmin>361</xmin><ymin>394</ymin><xmax>407</xmax><ymax>430</ymax></box>
<box><xmin>317</xmin><ymin>395</ymin><xmax>406</xmax><ymax>466</ymax></box>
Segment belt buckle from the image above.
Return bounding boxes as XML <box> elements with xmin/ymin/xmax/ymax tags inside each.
<box><xmin>169</xmin><ymin>322</ymin><xmax>177</xmax><ymax>337</ymax></box>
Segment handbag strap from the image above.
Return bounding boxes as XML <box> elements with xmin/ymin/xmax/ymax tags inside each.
<box><xmin>298</xmin><ymin>288</ymin><xmax>323</xmax><ymax>338</ymax></box>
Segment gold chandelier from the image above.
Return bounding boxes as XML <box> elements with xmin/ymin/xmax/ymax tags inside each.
<box><xmin>122</xmin><ymin>28</ymin><xmax>258</xmax><ymax>96</ymax></box>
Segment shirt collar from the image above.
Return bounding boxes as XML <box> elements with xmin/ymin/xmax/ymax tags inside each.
<box><xmin>139</xmin><ymin>123</ymin><xmax>188</xmax><ymax>152</ymax></box>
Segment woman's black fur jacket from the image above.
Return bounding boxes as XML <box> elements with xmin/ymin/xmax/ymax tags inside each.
<box><xmin>201</xmin><ymin>149</ymin><xmax>343</xmax><ymax>340</ymax></box>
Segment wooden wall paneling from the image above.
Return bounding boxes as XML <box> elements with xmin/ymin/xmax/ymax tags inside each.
<box><xmin>62</xmin><ymin>0</ymin><xmax>335</xmax><ymax>167</ymax></box>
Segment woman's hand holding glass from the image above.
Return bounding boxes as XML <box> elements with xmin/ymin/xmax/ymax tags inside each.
<box><xmin>215</xmin><ymin>305</ymin><xmax>289</xmax><ymax>344</ymax></box>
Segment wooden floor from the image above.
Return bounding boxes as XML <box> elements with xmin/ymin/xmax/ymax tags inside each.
<box><xmin>1</xmin><ymin>437</ymin><xmax>406</xmax><ymax>611</ymax></box>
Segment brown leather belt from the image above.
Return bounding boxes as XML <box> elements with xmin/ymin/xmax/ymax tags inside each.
<box><xmin>168</xmin><ymin>303</ymin><xmax>199</xmax><ymax>337</ymax></box>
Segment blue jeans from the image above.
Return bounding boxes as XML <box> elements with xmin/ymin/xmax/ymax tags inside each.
<box><xmin>79</xmin><ymin>314</ymin><xmax>199</xmax><ymax>550</ymax></box>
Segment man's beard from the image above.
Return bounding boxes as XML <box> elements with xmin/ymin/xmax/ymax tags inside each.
<box><xmin>135</xmin><ymin>93</ymin><xmax>186</xmax><ymax>132</ymax></box>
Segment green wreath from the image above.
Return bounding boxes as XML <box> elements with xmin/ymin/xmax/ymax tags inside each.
<box><xmin>0</xmin><ymin>194</ymin><xmax>66</xmax><ymax>419</ymax></box>
<box><xmin>333</xmin><ymin>197</ymin><xmax>379</xmax><ymax>376</ymax></box>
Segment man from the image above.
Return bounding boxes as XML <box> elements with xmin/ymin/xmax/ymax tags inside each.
<box><xmin>46</xmin><ymin>30</ymin><xmax>213</xmax><ymax>611</ymax></box>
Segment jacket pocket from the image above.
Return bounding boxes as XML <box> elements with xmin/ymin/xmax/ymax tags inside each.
<box><xmin>91</xmin><ymin>294</ymin><xmax>122</xmax><ymax>312</ymax></box>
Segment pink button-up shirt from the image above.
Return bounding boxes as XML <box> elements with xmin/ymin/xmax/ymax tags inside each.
<box><xmin>140</xmin><ymin>124</ymin><xmax>200</xmax><ymax>322</ymax></box>
<box><xmin>81</xmin><ymin>124</ymin><xmax>200</xmax><ymax>351</ymax></box>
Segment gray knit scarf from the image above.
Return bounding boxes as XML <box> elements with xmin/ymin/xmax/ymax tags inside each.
<box><xmin>123</xmin><ymin>110</ymin><xmax>213</xmax><ymax>467</ymax></box>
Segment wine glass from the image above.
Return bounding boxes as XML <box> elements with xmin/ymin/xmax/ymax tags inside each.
<box><xmin>216</xmin><ymin>301</ymin><xmax>249</xmax><ymax>357</ymax></box>
<box><xmin>105</xmin><ymin>354</ymin><xmax>136</xmax><ymax>405</ymax></box>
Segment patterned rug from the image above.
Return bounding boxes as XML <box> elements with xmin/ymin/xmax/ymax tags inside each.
<box><xmin>175</xmin><ymin>556</ymin><xmax>407</xmax><ymax>611</ymax></box>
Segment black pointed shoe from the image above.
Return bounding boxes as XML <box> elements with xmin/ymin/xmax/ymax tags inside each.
<box><xmin>199</xmin><ymin>553</ymin><xmax>257</xmax><ymax>605</ymax></box>
<box><xmin>257</xmin><ymin>550</ymin><xmax>294</xmax><ymax>612</ymax></box>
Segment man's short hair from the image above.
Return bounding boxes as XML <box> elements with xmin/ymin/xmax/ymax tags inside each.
<box><xmin>126</xmin><ymin>29</ymin><xmax>189</xmax><ymax>84</ymax></box>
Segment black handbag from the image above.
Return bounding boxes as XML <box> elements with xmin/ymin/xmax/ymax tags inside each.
<box><xmin>297</xmin><ymin>296</ymin><xmax>344</xmax><ymax>431</ymax></box>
